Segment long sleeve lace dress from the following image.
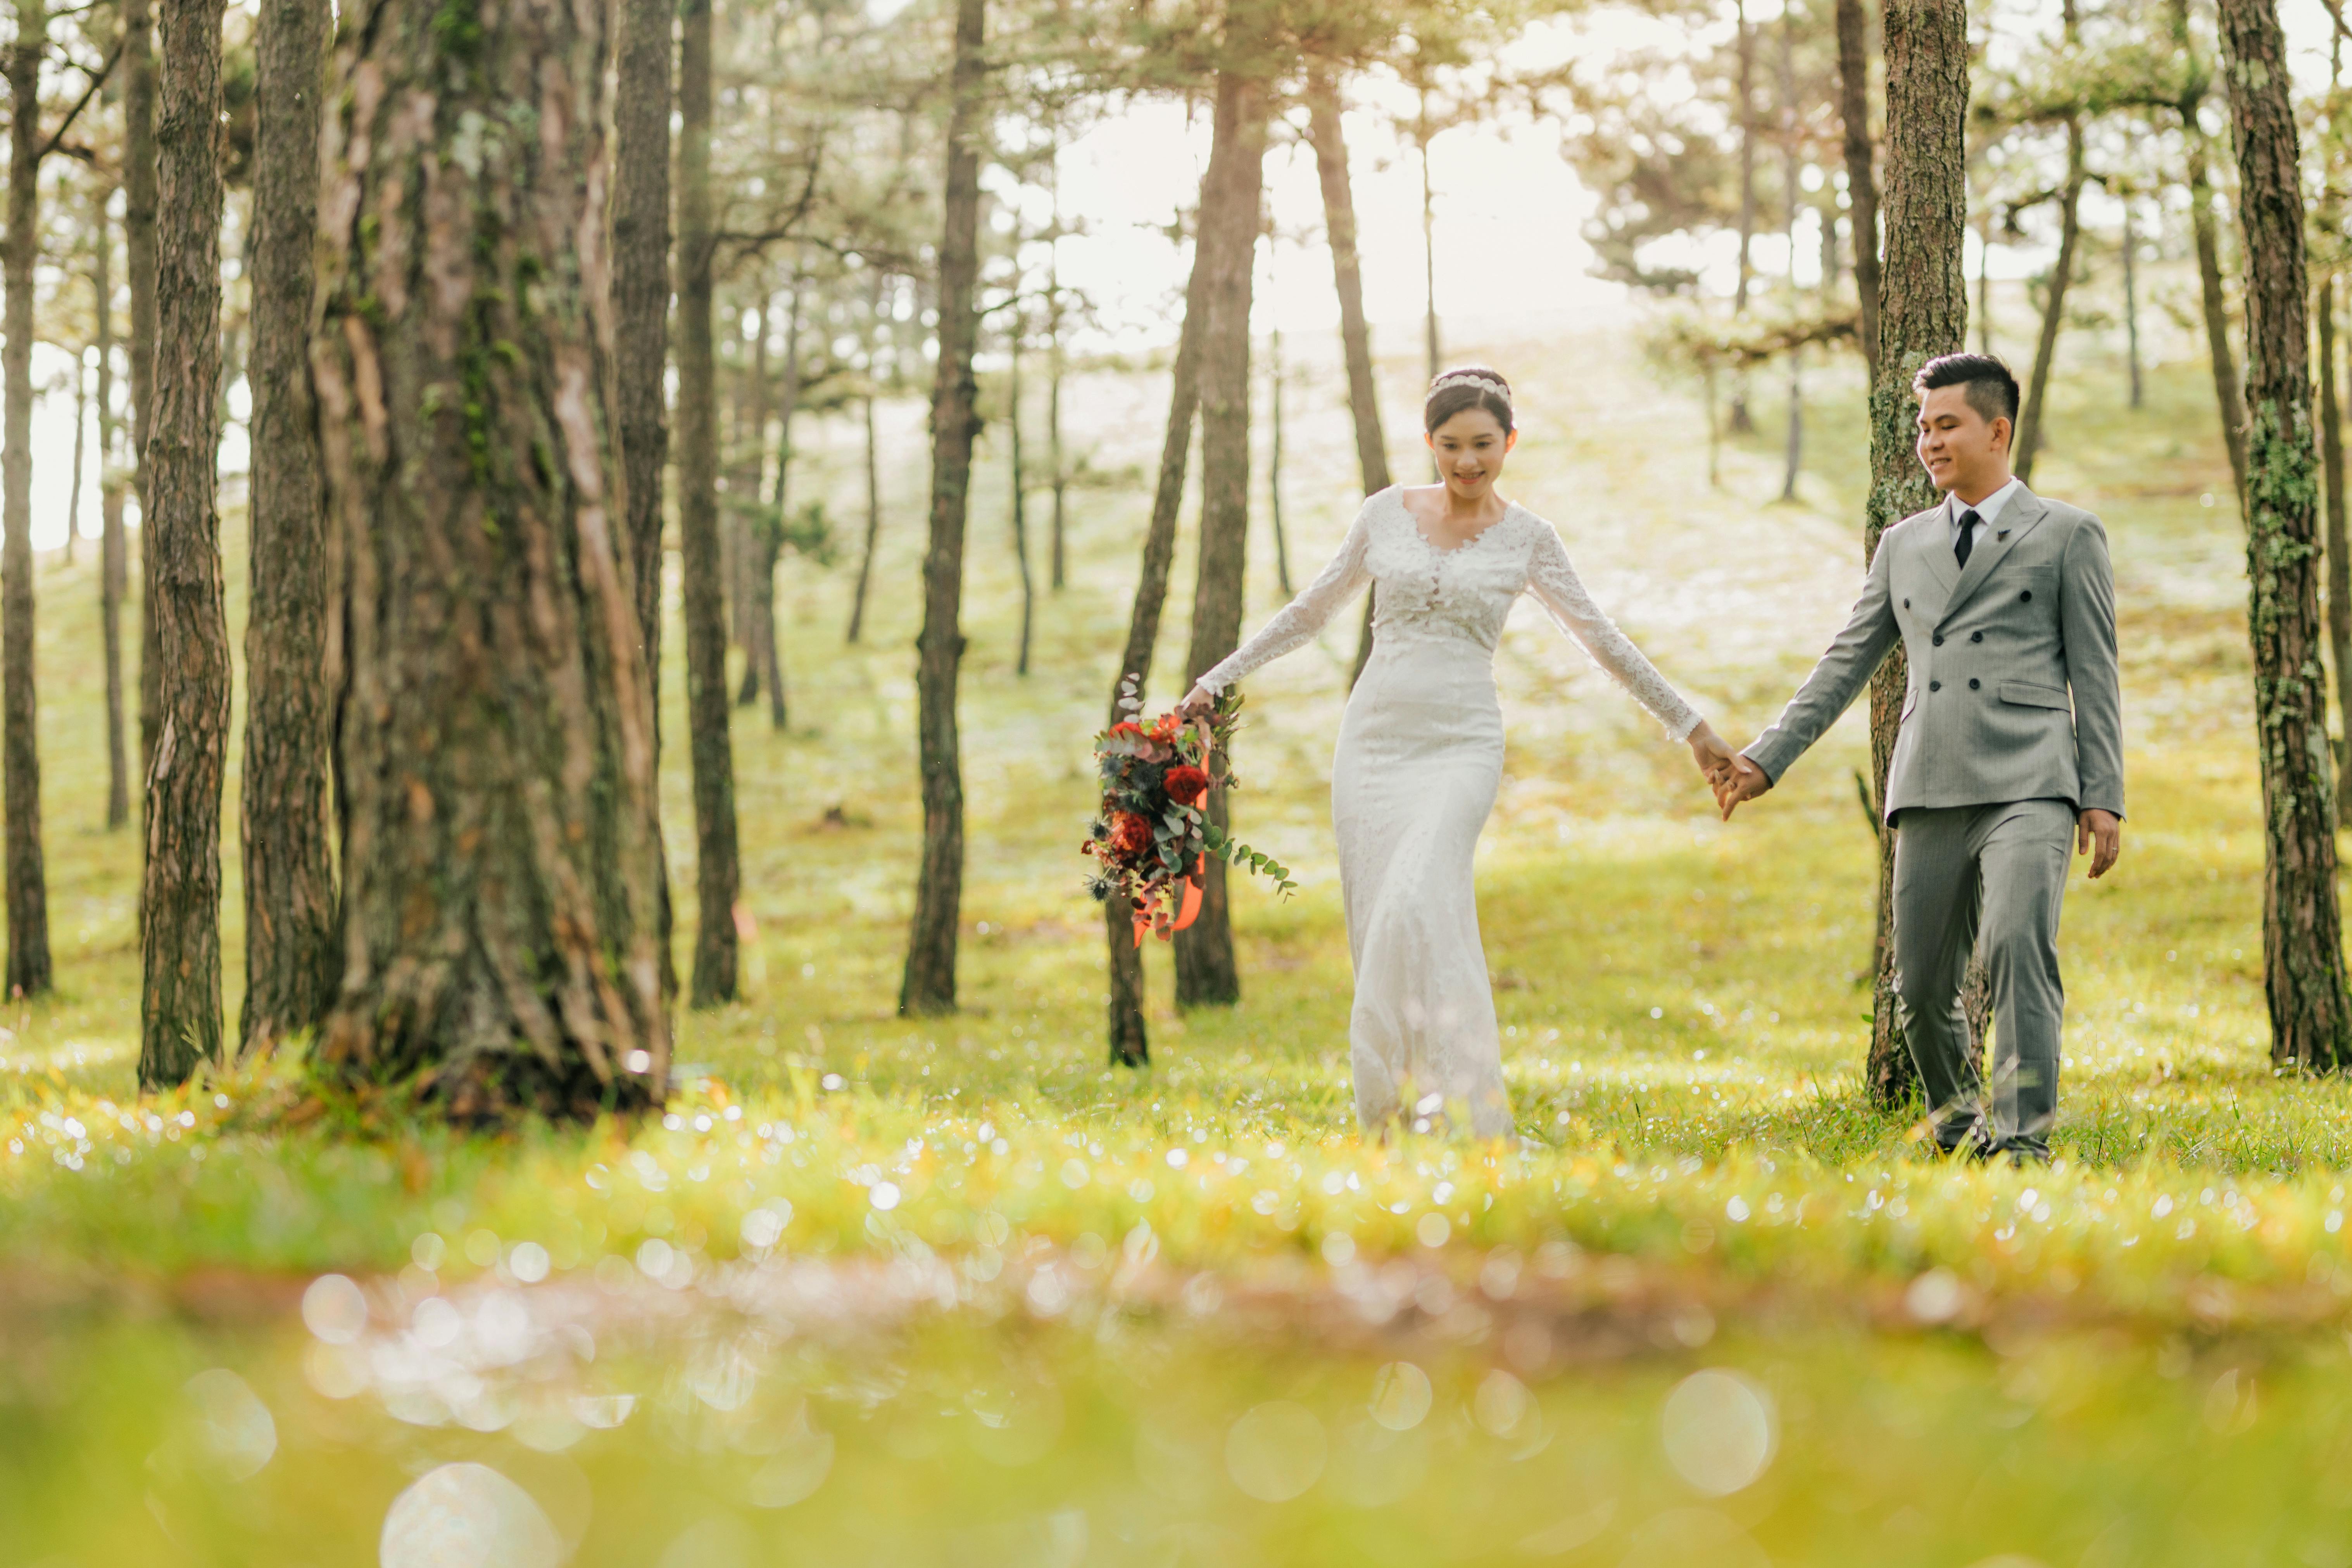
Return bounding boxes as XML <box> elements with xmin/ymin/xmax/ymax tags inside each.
<box><xmin>1198</xmin><ymin>486</ymin><xmax>1701</xmax><ymax>1137</ymax></box>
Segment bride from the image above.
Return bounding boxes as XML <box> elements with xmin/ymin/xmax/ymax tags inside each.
<box><xmin>1182</xmin><ymin>367</ymin><xmax>1737</xmax><ymax>1138</ymax></box>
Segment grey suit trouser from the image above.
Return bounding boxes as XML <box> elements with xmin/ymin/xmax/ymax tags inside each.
<box><xmin>1891</xmin><ymin>799</ymin><xmax>2074</xmax><ymax>1153</ymax></box>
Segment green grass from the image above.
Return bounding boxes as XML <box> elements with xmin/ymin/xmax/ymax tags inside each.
<box><xmin>5</xmin><ymin>298</ymin><xmax>2347</xmax><ymax>1565</ymax></box>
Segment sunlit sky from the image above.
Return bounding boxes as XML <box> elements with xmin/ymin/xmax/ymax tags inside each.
<box><xmin>21</xmin><ymin>0</ymin><xmax>2347</xmax><ymax>549</ymax></box>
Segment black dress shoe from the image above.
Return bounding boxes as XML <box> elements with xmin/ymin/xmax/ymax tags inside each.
<box><xmin>1994</xmin><ymin>1136</ymin><xmax>2051</xmax><ymax>1167</ymax></box>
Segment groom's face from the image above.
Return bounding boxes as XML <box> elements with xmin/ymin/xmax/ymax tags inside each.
<box><xmin>1914</xmin><ymin>385</ymin><xmax>2012</xmax><ymax>496</ymax></box>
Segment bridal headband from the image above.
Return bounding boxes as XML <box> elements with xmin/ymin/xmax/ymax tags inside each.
<box><xmin>1430</xmin><ymin>371</ymin><xmax>1511</xmax><ymax>406</ymax></box>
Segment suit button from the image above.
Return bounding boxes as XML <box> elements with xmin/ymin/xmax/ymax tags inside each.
<box><xmin>1932</xmin><ymin>633</ymin><xmax>1944</xmax><ymax>646</ymax></box>
<box><xmin>2020</xmin><ymin>590</ymin><xmax>2033</xmax><ymax>602</ymax></box>
<box><xmin>1929</xmin><ymin>680</ymin><xmax>1941</xmax><ymax>692</ymax></box>
<box><xmin>1971</xmin><ymin>631</ymin><xmax>1984</xmax><ymax>643</ymax></box>
<box><xmin>1903</xmin><ymin>599</ymin><xmax>1910</xmax><ymax>609</ymax></box>
<box><xmin>1969</xmin><ymin>678</ymin><xmax>1981</xmax><ymax>690</ymax></box>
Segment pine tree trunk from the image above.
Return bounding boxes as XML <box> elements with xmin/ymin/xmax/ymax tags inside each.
<box><xmin>1778</xmin><ymin>12</ymin><xmax>1802</xmax><ymax>504</ymax></box>
<box><xmin>1047</xmin><ymin>226</ymin><xmax>1066</xmax><ymax>593</ymax></box>
<box><xmin>64</xmin><ymin>367</ymin><xmax>83</xmax><ymax>568</ymax></box>
<box><xmin>611</xmin><ymin>0</ymin><xmax>676</xmax><ymax>1002</ymax></box>
<box><xmin>750</xmin><ymin>286</ymin><xmax>797</xmax><ymax>729</ymax></box>
<box><xmin>2323</xmin><ymin>275</ymin><xmax>2352</xmax><ymax>763</ymax></box>
<box><xmin>1173</xmin><ymin>66</ymin><xmax>1268</xmax><ymax>1011</ymax></box>
<box><xmin>899</xmin><ymin>0</ymin><xmax>985</xmax><ymax>1017</ymax></box>
<box><xmin>847</xmin><ymin>391</ymin><xmax>880</xmax><ymax>642</ymax></box>
<box><xmin>1730</xmin><ymin>0</ymin><xmax>1757</xmax><ymax>434</ymax></box>
<box><xmin>1009</xmin><ymin>336</ymin><xmax>1034</xmax><ymax>676</ymax></box>
<box><xmin>139</xmin><ymin>0</ymin><xmax>229</xmax><ymax>1082</ymax></box>
<box><xmin>93</xmin><ymin>189</ymin><xmax>128</xmax><ymax>832</ymax></box>
<box><xmin>309</xmin><ymin>0</ymin><xmax>670</xmax><ymax>1116</ymax></box>
<box><xmin>2013</xmin><ymin>120</ymin><xmax>2083</xmax><ymax>484</ymax></box>
<box><xmin>2217</xmin><ymin>0</ymin><xmax>2352</xmax><ymax>1069</ymax></box>
<box><xmin>676</xmin><ymin>0</ymin><xmax>739</xmax><ymax>1007</ymax></box>
<box><xmin>2176</xmin><ymin>0</ymin><xmax>2250</xmax><ymax>514</ymax></box>
<box><xmin>1303</xmin><ymin>67</ymin><xmax>1391</xmax><ymax>690</ymax></box>
<box><xmin>1268</xmin><ymin>328</ymin><xmax>1291</xmax><ymax>596</ymax></box>
<box><xmin>1862</xmin><ymin>0</ymin><xmax>1971</xmax><ymax>1106</ymax></box>
<box><xmin>2122</xmin><ymin>198</ymin><xmax>2145</xmax><ymax>410</ymax></box>
<box><xmin>125</xmin><ymin>0</ymin><xmax>157</xmax><ymax>788</ymax></box>
<box><xmin>3</xmin><ymin>2</ymin><xmax>50</xmax><ymax>998</ymax></box>
<box><xmin>1833</xmin><ymin>0</ymin><xmax>1881</xmax><ymax>381</ymax></box>
<box><xmin>1101</xmin><ymin>230</ymin><xmax>1210</xmax><ymax>1069</ymax></box>
<box><xmin>239</xmin><ymin>0</ymin><xmax>336</xmax><ymax>1054</ymax></box>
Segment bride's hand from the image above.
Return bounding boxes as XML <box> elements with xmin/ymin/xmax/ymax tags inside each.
<box><xmin>1179</xmin><ymin>683</ymin><xmax>1216</xmax><ymax>716</ymax></box>
<box><xmin>1686</xmin><ymin>722</ymin><xmax>1739</xmax><ymax>787</ymax></box>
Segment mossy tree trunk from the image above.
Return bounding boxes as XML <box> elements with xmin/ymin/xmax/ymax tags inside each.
<box><xmin>899</xmin><ymin>0</ymin><xmax>985</xmax><ymax>1017</ymax></box>
<box><xmin>3</xmin><ymin>0</ymin><xmax>52</xmax><ymax>999</ymax></box>
<box><xmin>140</xmin><ymin>0</ymin><xmax>231</xmax><ymax>1083</ymax></box>
<box><xmin>2217</xmin><ymin>0</ymin><xmax>2352</xmax><ymax>1069</ymax></box>
<box><xmin>676</xmin><ymin>0</ymin><xmax>739</xmax><ymax>1007</ymax></box>
<box><xmin>308</xmin><ymin>0</ymin><xmax>670</xmax><ymax>1116</ymax></box>
<box><xmin>239</xmin><ymin>0</ymin><xmax>337</xmax><ymax>1055</ymax></box>
<box><xmin>1172</xmin><ymin>65</ymin><xmax>1269</xmax><ymax>1012</ymax></box>
<box><xmin>1861</xmin><ymin>0</ymin><xmax>1970</xmax><ymax>1106</ymax></box>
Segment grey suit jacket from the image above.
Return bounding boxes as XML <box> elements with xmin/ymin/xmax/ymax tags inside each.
<box><xmin>1744</xmin><ymin>485</ymin><xmax>2123</xmax><ymax>821</ymax></box>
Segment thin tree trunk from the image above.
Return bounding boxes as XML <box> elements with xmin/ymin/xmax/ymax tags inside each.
<box><xmin>613</xmin><ymin>0</ymin><xmax>675</xmax><ymax>997</ymax></box>
<box><xmin>749</xmin><ymin>286</ymin><xmax>796</xmax><ymax>728</ymax></box>
<box><xmin>1268</xmin><ymin>327</ymin><xmax>1291</xmax><ymax>595</ymax></box>
<box><xmin>64</xmin><ymin>366</ymin><xmax>83</xmax><ymax>567</ymax></box>
<box><xmin>1417</xmin><ymin>86</ymin><xmax>1438</xmax><ymax>380</ymax></box>
<box><xmin>1100</xmin><ymin>230</ymin><xmax>1211</xmax><ymax>1069</ymax></box>
<box><xmin>1778</xmin><ymin>12</ymin><xmax>1802</xmax><ymax>503</ymax></box>
<box><xmin>676</xmin><ymin>0</ymin><xmax>738</xmax><ymax>1007</ymax></box>
<box><xmin>847</xmin><ymin>393</ymin><xmax>881</xmax><ymax>642</ymax></box>
<box><xmin>1047</xmin><ymin>185</ymin><xmax>1067</xmax><ymax>593</ymax></box>
<box><xmin>1976</xmin><ymin>209</ymin><xmax>1994</xmax><ymax>355</ymax></box>
<box><xmin>2217</xmin><ymin>0</ymin><xmax>2352</xmax><ymax>1069</ymax></box>
<box><xmin>1303</xmin><ymin>67</ymin><xmax>1391</xmax><ymax>687</ymax></box>
<box><xmin>140</xmin><ymin>0</ymin><xmax>229</xmax><ymax>1082</ymax></box>
<box><xmin>1173</xmin><ymin>67</ymin><xmax>1269</xmax><ymax>1012</ymax></box>
<box><xmin>125</xmin><ymin>0</ymin><xmax>156</xmax><ymax>790</ymax></box>
<box><xmin>239</xmin><ymin>0</ymin><xmax>336</xmax><ymax>1055</ymax></box>
<box><xmin>1730</xmin><ymin>0</ymin><xmax>1757</xmax><ymax>433</ymax></box>
<box><xmin>899</xmin><ymin>0</ymin><xmax>985</xmax><ymax>1017</ymax></box>
<box><xmin>2176</xmin><ymin>0</ymin><xmax>2250</xmax><ymax>513</ymax></box>
<box><xmin>1862</xmin><ymin>0</ymin><xmax>1971</xmax><ymax>1106</ymax></box>
<box><xmin>1781</xmin><ymin>349</ymin><xmax>1803</xmax><ymax>501</ymax></box>
<box><xmin>2323</xmin><ymin>274</ymin><xmax>2351</xmax><ymax>767</ymax></box>
<box><xmin>2122</xmin><ymin>197</ymin><xmax>2145</xmax><ymax>410</ymax></box>
<box><xmin>3</xmin><ymin>0</ymin><xmax>50</xmax><ymax>998</ymax></box>
<box><xmin>2013</xmin><ymin>119</ymin><xmax>2083</xmax><ymax>484</ymax></box>
<box><xmin>1009</xmin><ymin>333</ymin><xmax>1034</xmax><ymax>677</ymax></box>
<box><xmin>94</xmin><ymin>190</ymin><xmax>127</xmax><ymax>831</ymax></box>
<box><xmin>1833</xmin><ymin>0</ymin><xmax>1880</xmax><ymax>379</ymax></box>
<box><xmin>309</xmin><ymin>0</ymin><xmax>669</xmax><ymax>1116</ymax></box>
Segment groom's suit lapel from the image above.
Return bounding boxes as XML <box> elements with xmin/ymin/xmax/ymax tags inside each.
<box><xmin>1935</xmin><ymin>488</ymin><xmax>2050</xmax><ymax>628</ymax></box>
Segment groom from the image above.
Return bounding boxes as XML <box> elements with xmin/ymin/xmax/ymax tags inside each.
<box><xmin>1717</xmin><ymin>353</ymin><xmax>2123</xmax><ymax>1163</ymax></box>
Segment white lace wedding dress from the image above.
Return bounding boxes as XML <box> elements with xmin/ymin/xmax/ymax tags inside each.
<box><xmin>1198</xmin><ymin>486</ymin><xmax>1701</xmax><ymax>1137</ymax></box>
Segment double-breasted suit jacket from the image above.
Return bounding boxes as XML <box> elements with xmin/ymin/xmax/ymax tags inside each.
<box><xmin>1745</xmin><ymin>485</ymin><xmax>2123</xmax><ymax>822</ymax></box>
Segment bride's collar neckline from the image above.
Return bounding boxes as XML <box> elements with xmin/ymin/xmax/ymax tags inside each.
<box><xmin>1391</xmin><ymin>485</ymin><xmax>1517</xmax><ymax>557</ymax></box>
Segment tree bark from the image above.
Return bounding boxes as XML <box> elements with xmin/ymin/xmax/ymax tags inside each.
<box><xmin>1047</xmin><ymin>203</ymin><xmax>1067</xmax><ymax>593</ymax></box>
<box><xmin>612</xmin><ymin>0</ymin><xmax>675</xmax><ymax>999</ymax></box>
<box><xmin>1730</xmin><ymin>0</ymin><xmax>1757</xmax><ymax>433</ymax></box>
<box><xmin>1100</xmin><ymin>234</ymin><xmax>1211</xmax><ymax>1069</ymax></box>
<box><xmin>676</xmin><ymin>0</ymin><xmax>739</xmax><ymax>1007</ymax></box>
<box><xmin>3</xmin><ymin>0</ymin><xmax>50</xmax><ymax>998</ymax></box>
<box><xmin>1304</xmin><ymin>67</ymin><xmax>1391</xmax><ymax>690</ymax></box>
<box><xmin>1862</xmin><ymin>0</ymin><xmax>1971</xmax><ymax>1106</ymax></box>
<box><xmin>2174</xmin><ymin>0</ymin><xmax>2249</xmax><ymax>514</ymax></box>
<box><xmin>139</xmin><ymin>0</ymin><xmax>229</xmax><ymax>1083</ymax></box>
<box><xmin>309</xmin><ymin>0</ymin><xmax>669</xmax><ymax>1116</ymax></box>
<box><xmin>899</xmin><ymin>0</ymin><xmax>985</xmax><ymax>1017</ymax></box>
<box><xmin>2013</xmin><ymin>120</ymin><xmax>2083</xmax><ymax>484</ymax></box>
<box><xmin>63</xmin><ymin>361</ymin><xmax>83</xmax><ymax>568</ymax></box>
<box><xmin>1778</xmin><ymin>13</ymin><xmax>1802</xmax><ymax>503</ymax></box>
<box><xmin>1173</xmin><ymin>67</ymin><xmax>1268</xmax><ymax>1011</ymax></box>
<box><xmin>2122</xmin><ymin>197</ymin><xmax>2145</xmax><ymax>410</ymax></box>
<box><xmin>745</xmin><ymin>287</ymin><xmax>796</xmax><ymax>727</ymax></box>
<box><xmin>94</xmin><ymin>189</ymin><xmax>128</xmax><ymax>831</ymax></box>
<box><xmin>2323</xmin><ymin>274</ymin><xmax>2352</xmax><ymax>766</ymax></box>
<box><xmin>1268</xmin><ymin>327</ymin><xmax>1291</xmax><ymax>596</ymax></box>
<box><xmin>125</xmin><ymin>0</ymin><xmax>156</xmax><ymax>788</ymax></box>
<box><xmin>847</xmin><ymin>390</ymin><xmax>881</xmax><ymax>643</ymax></box>
<box><xmin>2217</xmin><ymin>0</ymin><xmax>2352</xmax><ymax>1069</ymax></box>
<box><xmin>1833</xmin><ymin>0</ymin><xmax>1881</xmax><ymax>381</ymax></box>
<box><xmin>238</xmin><ymin>0</ymin><xmax>336</xmax><ymax>1055</ymax></box>
<box><xmin>1009</xmin><ymin>334</ymin><xmax>1034</xmax><ymax>676</ymax></box>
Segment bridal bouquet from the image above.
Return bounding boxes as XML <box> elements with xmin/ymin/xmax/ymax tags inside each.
<box><xmin>1084</xmin><ymin>676</ymin><xmax>1296</xmax><ymax>944</ymax></box>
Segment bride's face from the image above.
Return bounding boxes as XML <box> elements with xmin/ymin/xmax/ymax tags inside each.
<box><xmin>1427</xmin><ymin>409</ymin><xmax>1515</xmax><ymax>502</ymax></box>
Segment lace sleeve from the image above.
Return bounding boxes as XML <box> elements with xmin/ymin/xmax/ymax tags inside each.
<box><xmin>1524</xmin><ymin>519</ymin><xmax>1702</xmax><ymax>740</ymax></box>
<box><xmin>1196</xmin><ymin>497</ymin><xmax>1377</xmax><ymax>694</ymax></box>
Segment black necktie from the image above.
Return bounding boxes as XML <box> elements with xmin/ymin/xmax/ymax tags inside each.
<box><xmin>1955</xmin><ymin>509</ymin><xmax>1981</xmax><ymax>569</ymax></box>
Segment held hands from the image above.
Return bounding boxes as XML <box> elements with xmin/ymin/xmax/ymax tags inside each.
<box><xmin>2077</xmin><ymin>808</ymin><xmax>2122</xmax><ymax>878</ymax></box>
<box><xmin>1687</xmin><ymin>720</ymin><xmax>1770</xmax><ymax>819</ymax></box>
<box><xmin>1178</xmin><ymin>683</ymin><xmax>1216</xmax><ymax>717</ymax></box>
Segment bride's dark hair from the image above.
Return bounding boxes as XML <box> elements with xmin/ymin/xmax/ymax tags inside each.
<box><xmin>1424</xmin><ymin>365</ymin><xmax>1514</xmax><ymax>435</ymax></box>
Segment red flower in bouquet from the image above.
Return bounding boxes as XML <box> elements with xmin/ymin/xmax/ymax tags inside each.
<box><xmin>1108</xmin><ymin>811</ymin><xmax>1153</xmax><ymax>857</ymax></box>
<box><xmin>1162</xmin><ymin>764</ymin><xmax>1210</xmax><ymax>807</ymax></box>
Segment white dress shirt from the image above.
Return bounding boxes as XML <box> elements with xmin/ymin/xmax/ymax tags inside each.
<box><xmin>1946</xmin><ymin>475</ymin><xmax>2023</xmax><ymax>557</ymax></box>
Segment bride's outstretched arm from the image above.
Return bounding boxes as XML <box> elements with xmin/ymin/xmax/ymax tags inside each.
<box><xmin>1182</xmin><ymin>499</ymin><xmax>1376</xmax><ymax>707</ymax></box>
<box><xmin>1526</xmin><ymin>523</ymin><xmax>1703</xmax><ymax>742</ymax></box>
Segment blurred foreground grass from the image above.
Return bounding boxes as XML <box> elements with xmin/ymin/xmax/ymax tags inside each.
<box><xmin>5</xmin><ymin>314</ymin><xmax>2348</xmax><ymax>1565</ymax></box>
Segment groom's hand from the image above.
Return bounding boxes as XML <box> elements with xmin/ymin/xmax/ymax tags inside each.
<box><xmin>2077</xmin><ymin>808</ymin><xmax>2121</xmax><ymax>879</ymax></box>
<box><xmin>1717</xmin><ymin>756</ymin><xmax>1771</xmax><ymax>820</ymax></box>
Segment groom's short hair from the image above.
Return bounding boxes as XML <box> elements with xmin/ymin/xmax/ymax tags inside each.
<box><xmin>1913</xmin><ymin>353</ymin><xmax>2021</xmax><ymax>430</ymax></box>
